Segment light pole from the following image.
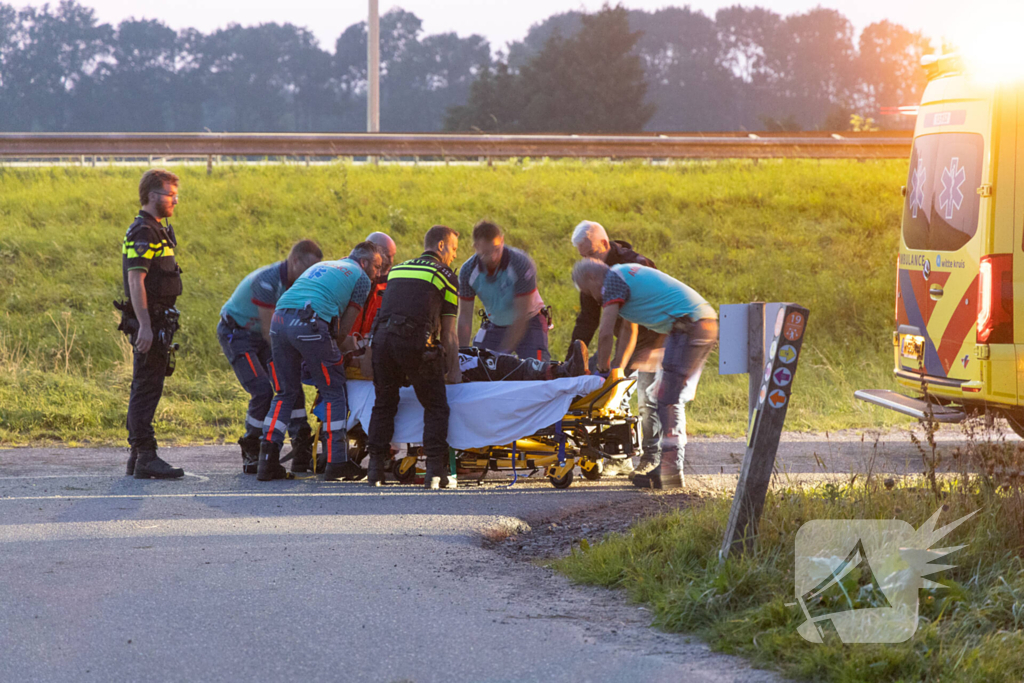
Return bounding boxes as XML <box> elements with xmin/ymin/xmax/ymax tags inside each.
<box><xmin>367</xmin><ymin>0</ymin><xmax>380</xmax><ymax>134</ymax></box>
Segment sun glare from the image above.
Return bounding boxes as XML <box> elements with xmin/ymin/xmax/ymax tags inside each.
<box><xmin>949</xmin><ymin>12</ymin><xmax>1024</xmax><ymax>86</ymax></box>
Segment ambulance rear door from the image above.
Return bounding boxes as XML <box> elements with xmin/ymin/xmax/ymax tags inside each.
<box><xmin>898</xmin><ymin>110</ymin><xmax>987</xmax><ymax>387</ymax></box>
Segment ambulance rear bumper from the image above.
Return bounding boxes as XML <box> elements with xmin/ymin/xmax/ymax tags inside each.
<box><xmin>854</xmin><ymin>389</ymin><xmax>966</xmax><ymax>423</ymax></box>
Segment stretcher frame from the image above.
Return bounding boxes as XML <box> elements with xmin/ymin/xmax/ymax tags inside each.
<box><xmin>307</xmin><ymin>370</ymin><xmax>639</xmax><ymax>489</ymax></box>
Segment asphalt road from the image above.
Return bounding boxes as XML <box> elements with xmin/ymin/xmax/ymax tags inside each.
<box><xmin>0</xmin><ymin>443</ymin><xmax>788</xmax><ymax>683</ymax></box>
<box><xmin>0</xmin><ymin>426</ymin><xmax>1006</xmax><ymax>683</ymax></box>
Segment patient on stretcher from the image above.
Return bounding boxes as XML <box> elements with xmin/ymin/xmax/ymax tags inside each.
<box><xmin>458</xmin><ymin>340</ymin><xmax>589</xmax><ymax>382</ymax></box>
<box><xmin>347</xmin><ymin>339</ymin><xmax>589</xmax><ymax>383</ymax></box>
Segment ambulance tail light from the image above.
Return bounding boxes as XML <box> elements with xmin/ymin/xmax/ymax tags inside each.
<box><xmin>977</xmin><ymin>254</ymin><xmax>1013</xmax><ymax>344</ymax></box>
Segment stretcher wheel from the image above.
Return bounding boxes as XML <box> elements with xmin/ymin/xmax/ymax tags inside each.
<box><xmin>548</xmin><ymin>470</ymin><xmax>574</xmax><ymax>489</ymax></box>
<box><xmin>580</xmin><ymin>461</ymin><xmax>603</xmax><ymax>481</ymax></box>
<box><xmin>394</xmin><ymin>455</ymin><xmax>417</xmax><ymax>484</ymax></box>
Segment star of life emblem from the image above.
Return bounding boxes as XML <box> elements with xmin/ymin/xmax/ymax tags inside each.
<box><xmin>939</xmin><ymin>157</ymin><xmax>966</xmax><ymax>221</ymax></box>
<box><xmin>908</xmin><ymin>157</ymin><xmax>926</xmax><ymax>219</ymax></box>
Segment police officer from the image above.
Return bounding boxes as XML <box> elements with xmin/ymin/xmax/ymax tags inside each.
<box><xmin>218</xmin><ymin>240</ymin><xmax>323</xmax><ymax>474</ymax></box>
<box><xmin>257</xmin><ymin>242</ymin><xmax>383</xmax><ymax>482</ymax></box>
<box><xmin>572</xmin><ymin>259</ymin><xmax>718</xmax><ymax>489</ymax></box>
<box><xmin>569</xmin><ymin>220</ymin><xmax>661</xmax><ymax>477</ymax></box>
<box><xmin>457</xmin><ymin>221</ymin><xmax>550</xmax><ymax>361</ymax></box>
<box><xmin>120</xmin><ymin>169</ymin><xmax>184</xmax><ymax>479</ymax></box>
<box><xmin>365</xmin><ymin>225</ymin><xmax>461</xmax><ymax>489</ymax></box>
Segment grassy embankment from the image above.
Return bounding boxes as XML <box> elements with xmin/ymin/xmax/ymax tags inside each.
<box><xmin>556</xmin><ymin>439</ymin><xmax>1024</xmax><ymax>681</ymax></box>
<box><xmin>0</xmin><ymin>159</ymin><xmax>910</xmax><ymax>445</ymax></box>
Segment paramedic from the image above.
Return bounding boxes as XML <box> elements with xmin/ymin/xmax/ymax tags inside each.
<box><xmin>571</xmin><ymin>259</ymin><xmax>718</xmax><ymax>490</ymax></box>
<box><xmin>217</xmin><ymin>240</ymin><xmax>323</xmax><ymax>474</ymax></box>
<box><xmin>257</xmin><ymin>242</ymin><xmax>382</xmax><ymax>482</ymax></box>
<box><xmin>457</xmin><ymin>221</ymin><xmax>550</xmax><ymax>362</ymax></box>
<box><xmin>365</xmin><ymin>225</ymin><xmax>461</xmax><ymax>489</ymax></box>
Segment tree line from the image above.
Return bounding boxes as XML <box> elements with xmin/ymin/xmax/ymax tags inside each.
<box><xmin>0</xmin><ymin>1</ymin><xmax>931</xmax><ymax>134</ymax></box>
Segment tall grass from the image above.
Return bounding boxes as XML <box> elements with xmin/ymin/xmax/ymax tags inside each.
<box><xmin>556</xmin><ymin>424</ymin><xmax>1024</xmax><ymax>681</ymax></box>
<box><xmin>0</xmin><ymin>159</ymin><xmax>911</xmax><ymax>444</ymax></box>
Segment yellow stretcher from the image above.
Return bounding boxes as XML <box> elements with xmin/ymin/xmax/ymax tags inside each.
<box><xmin>387</xmin><ymin>370</ymin><xmax>639</xmax><ymax>489</ymax></box>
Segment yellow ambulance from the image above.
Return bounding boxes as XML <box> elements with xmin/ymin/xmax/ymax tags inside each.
<box><xmin>856</xmin><ymin>54</ymin><xmax>1024</xmax><ymax>433</ymax></box>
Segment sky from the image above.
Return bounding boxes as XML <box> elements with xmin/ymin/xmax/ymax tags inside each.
<box><xmin>21</xmin><ymin>0</ymin><xmax>1003</xmax><ymax>52</ymax></box>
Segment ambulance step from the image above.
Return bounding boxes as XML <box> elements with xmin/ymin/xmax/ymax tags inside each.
<box><xmin>854</xmin><ymin>390</ymin><xmax>965</xmax><ymax>423</ymax></box>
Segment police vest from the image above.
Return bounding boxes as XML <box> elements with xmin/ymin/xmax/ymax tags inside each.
<box><xmin>122</xmin><ymin>215</ymin><xmax>183</xmax><ymax>304</ymax></box>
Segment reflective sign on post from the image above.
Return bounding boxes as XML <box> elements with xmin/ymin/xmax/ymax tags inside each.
<box><xmin>721</xmin><ymin>302</ymin><xmax>809</xmax><ymax>562</ymax></box>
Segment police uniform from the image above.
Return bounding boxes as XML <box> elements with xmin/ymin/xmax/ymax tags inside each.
<box><xmin>366</xmin><ymin>251</ymin><xmax>458</xmax><ymax>485</ymax></box>
<box><xmin>218</xmin><ymin>261</ymin><xmax>311</xmax><ymax>474</ymax></box>
<box><xmin>121</xmin><ymin>210</ymin><xmax>182</xmax><ymax>476</ymax></box>
<box><xmin>258</xmin><ymin>259</ymin><xmax>372</xmax><ymax>482</ymax></box>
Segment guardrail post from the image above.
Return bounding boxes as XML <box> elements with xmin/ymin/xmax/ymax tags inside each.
<box><xmin>206</xmin><ymin>154</ymin><xmax>213</xmax><ymax>175</ymax></box>
<box><xmin>720</xmin><ymin>303</ymin><xmax>809</xmax><ymax>563</ymax></box>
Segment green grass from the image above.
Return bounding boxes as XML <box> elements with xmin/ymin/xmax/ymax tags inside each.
<box><xmin>555</xmin><ymin>466</ymin><xmax>1024</xmax><ymax>681</ymax></box>
<box><xmin>0</xmin><ymin>159</ymin><xmax>912</xmax><ymax>445</ymax></box>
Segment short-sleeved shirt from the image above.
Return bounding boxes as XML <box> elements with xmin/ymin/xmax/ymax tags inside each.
<box><xmin>220</xmin><ymin>261</ymin><xmax>289</xmax><ymax>333</ymax></box>
<box><xmin>458</xmin><ymin>246</ymin><xmax>544</xmax><ymax>327</ymax></box>
<box><xmin>121</xmin><ymin>210</ymin><xmax>182</xmax><ymax>307</ymax></box>
<box><xmin>377</xmin><ymin>252</ymin><xmax>458</xmax><ymax>338</ymax></box>
<box><xmin>602</xmin><ymin>264</ymin><xmax>715</xmax><ymax>334</ymax></box>
<box><xmin>276</xmin><ymin>258</ymin><xmax>371</xmax><ymax>321</ymax></box>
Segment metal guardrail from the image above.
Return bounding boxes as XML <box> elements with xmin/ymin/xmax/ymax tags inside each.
<box><xmin>0</xmin><ymin>132</ymin><xmax>913</xmax><ymax>160</ymax></box>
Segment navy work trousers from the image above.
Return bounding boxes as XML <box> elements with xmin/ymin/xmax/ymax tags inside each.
<box><xmin>262</xmin><ymin>310</ymin><xmax>349</xmax><ymax>463</ymax></box>
<box><xmin>216</xmin><ymin>320</ymin><xmax>306</xmax><ymax>439</ymax></box>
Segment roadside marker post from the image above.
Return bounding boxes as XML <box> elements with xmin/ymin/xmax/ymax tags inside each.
<box><xmin>717</xmin><ymin>303</ymin><xmax>809</xmax><ymax>562</ymax></box>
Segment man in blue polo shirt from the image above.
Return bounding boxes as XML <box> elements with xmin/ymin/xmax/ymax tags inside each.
<box><xmin>571</xmin><ymin>259</ymin><xmax>718</xmax><ymax>490</ymax></box>
<box><xmin>258</xmin><ymin>242</ymin><xmax>382</xmax><ymax>482</ymax></box>
<box><xmin>218</xmin><ymin>240</ymin><xmax>322</xmax><ymax>475</ymax></box>
<box><xmin>457</xmin><ymin>221</ymin><xmax>550</xmax><ymax>361</ymax></box>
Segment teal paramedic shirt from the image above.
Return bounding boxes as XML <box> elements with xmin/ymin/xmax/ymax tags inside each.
<box><xmin>220</xmin><ymin>261</ymin><xmax>289</xmax><ymax>333</ymax></box>
<box><xmin>458</xmin><ymin>246</ymin><xmax>544</xmax><ymax>327</ymax></box>
<box><xmin>601</xmin><ymin>264</ymin><xmax>715</xmax><ymax>334</ymax></box>
<box><xmin>276</xmin><ymin>258</ymin><xmax>372</xmax><ymax>321</ymax></box>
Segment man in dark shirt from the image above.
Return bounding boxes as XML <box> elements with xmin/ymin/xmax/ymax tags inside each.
<box><xmin>569</xmin><ymin>220</ymin><xmax>663</xmax><ymax>477</ymax></box>
<box><xmin>366</xmin><ymin>225</ymin><xmax>461</xmax><ymax>489</ymax></box>
<box><xmin>121</xmin><ymin>169</ymin><xmax>184</xmax><ymax>479</ymax></box>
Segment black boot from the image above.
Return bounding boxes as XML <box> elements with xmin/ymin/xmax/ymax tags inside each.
<box><xmin>133</xmin><ymin>449</ymin><xmax>184</xmax><ymax>480</ymax></box>
<box><xmin>256</xmin><ymin>441</ymin><xmax>292</xmax><ymax>481</ymax></box>
<box><xmin>366</xmin><ymin>452</ymin><xmax>388</xmax><ymax>487</ymax></box>
<box><xmin>632</xmin><ymin>458</ymin><xmax>683</xmax><ymax>490</ymax></box>
<box><xmin>289</xmin><ymin>423</ymin><xmax>315</xmax><ymax>473</ymax></box>
<box><xmin>554</xmin><ymin>340</ymin><xmax>589</xmax><ymax>379</ymax></box>
<box><xmin>323</xmin><ymin>460</ymin><xmax>366</xmax><ymax>482</ymax></box>
<box><xmin>238</xmin><ymin>434</ymin><xmax>261</xmax><ymax>475</ymax></box>
<box><xmin>126</xmin><ymin>446</ymin><xmax>138</xmax><ymax>476</ymax></box>
<box><xmin>631</xmin><ymin>468</ymin><xmax>662</xmax><ymax>489</ymax></box>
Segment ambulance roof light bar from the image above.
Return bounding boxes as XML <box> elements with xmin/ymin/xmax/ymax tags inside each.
<box><xmin>922</xmin><ymin>52</ymin><xmax>964</xmax><ymax>81</ymax></box>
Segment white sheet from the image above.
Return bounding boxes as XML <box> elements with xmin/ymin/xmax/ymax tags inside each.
<box><xmin>345</xmin><ymin>376</ymin><xmax>605</xmax><ymax>449</ymax></box>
